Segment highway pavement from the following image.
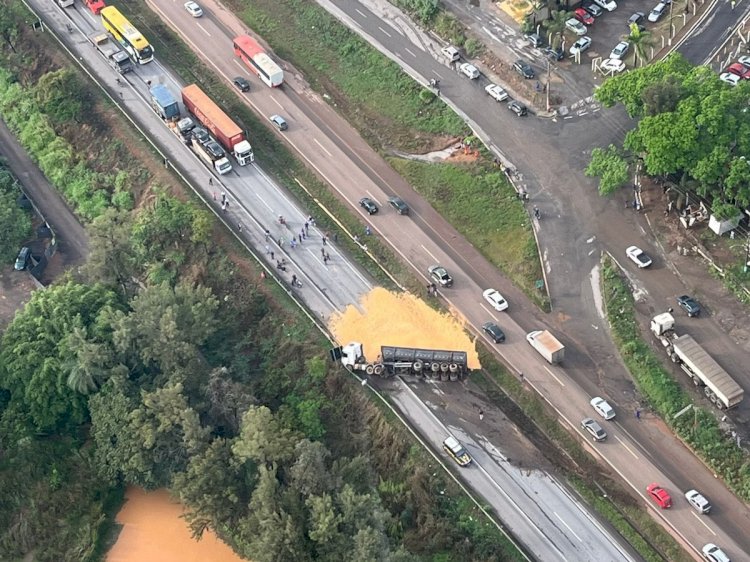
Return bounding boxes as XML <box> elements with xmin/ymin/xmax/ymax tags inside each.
<box><xmin>34</xmin><ymin>0</ymin><xmax>750</xmax><ymax>558</ymax></box>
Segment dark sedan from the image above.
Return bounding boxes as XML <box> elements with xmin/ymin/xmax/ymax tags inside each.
<box><xmin>482</xmin><ymin>322</ymin><xmax>506</xmax><ymax>343</ymax></box>
<box><xmin>676</xmin><ymin>295</ymin><xmax>701</xmax><ymax>317</ymax></box>
<box><xmin>359</xmin><ymin>197</ymin><xmax>379</xmax><ymax>215</ymax></box>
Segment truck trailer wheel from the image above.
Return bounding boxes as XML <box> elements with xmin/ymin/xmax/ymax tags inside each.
<box><xmin>373</xmin><ymin>364</ymin><xmax>384</xmax><ymax>376</ymax></box>
<box><xmin>365</xmin><ymin>365</ymin><xmax>375</xmax><ymax>375</ymax></box>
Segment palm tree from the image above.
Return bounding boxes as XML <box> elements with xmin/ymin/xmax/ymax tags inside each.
<box><xmin>543</xmin><ymin>10</ymin><xmax>571</xmax><ymax>50</ymax></box>
<box><xmin>624</xmin><ymin>24</ymin><xmax>654</xmax><ymax>67</ymax></box>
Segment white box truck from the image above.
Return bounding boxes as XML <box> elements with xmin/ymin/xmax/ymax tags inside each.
<box><xmin>526</xmin><ymin>330</ymin><xmax>565</xmax><ymax>364</ymax></box>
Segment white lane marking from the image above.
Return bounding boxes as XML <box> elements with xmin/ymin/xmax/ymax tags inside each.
<box><xmin>615</xmin><ymin>435</ymin><xmax>639</xmax><ymax>459</ymax></box>
<box><xmin>543</xmin><ymin>365</ymin><xmax>566</xmax><ymax>387</ymax></box>
<box><xmin>254</xmin><ymin>192</ymin><xmax>274</xmax><ymax>212</ymax></box>
<box><xmin>404</xmin><ymin>47</ymin><xmax>417</xmax><ymax>58</ymax></box>
<box><xmin>313</xmin><ymin>138</ymin><xmax>332</xmax><ymax>157</ymax></box>
<box><xmin>432</xmin><ymin>70</ymin><xmax>444</xmax><ymax>79</ymax></box>
<box><xmin>480</xmin><ymin>303</ymin><xmax>499</xmax><ymax>319</ymax></box>
<box><xmin>233</xmin><ymin>59</ymin><xmax>246</xmax><ymax>72</ymax></box>
<box><xmin>196</xmin><ymin>23</ymin><xmax>211</xmax><ymax>37</ymax></box>
<box><xmin>554</xmin><ymin>512</ymin><xmax>583</xmax><ymax>542</ymax></box>
<box><xmin>691</xmin><ymin>512</ymin><xmax>716</xmax><ymax>535</ymax></box>
<box><xmin>355</xmin><ymin>8</ymin><xmax>367</xmax><ymax>17</ymax></box>
<box><xmin>365</xmin><ymin>191</ymin><xmax>382</xmax><ymax>205</ymax></box>
<box><xmin>270</xmin><ymin>96</ymin><xmax>284</xmax><ymax>110</ymax></box>
<box><xmin>378</xmin><ymin>26</ymin><xmax>392</xmax><ymax>38</ymax></box>
<box><xmin>421</xmin><ymin>244</ymin><xmax>440</xmax><ymax>263</ymax></box>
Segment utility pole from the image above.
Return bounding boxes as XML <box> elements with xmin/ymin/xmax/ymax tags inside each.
<box><xmin>546</xmin><ymin>58</ymin><xmax>551</xmax><ymax>112</ymax></box>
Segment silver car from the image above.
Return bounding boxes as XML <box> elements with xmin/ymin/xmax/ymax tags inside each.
<box><xmin>581</xmin><ymin>418</ymin><xmax>607</xmax><ymax>441</ymax></box>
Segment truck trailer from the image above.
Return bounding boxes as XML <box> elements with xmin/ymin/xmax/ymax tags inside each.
<box><xmin>651</xmin><ymin>313</ymin><xmax>743</xmax><ymax>409</ymax></box>
<box><xmin>89</xmin><ymin>33</ymin><xmax>132</xmax><ymax>74</ymax></box>
<box><xmin>333</xmin><ymin>342</ymin><xmax>469</xmax><ymax>381</ymax></box>
<box><xmin>149</xmin><ymin>84</ymin><xmax>180</xmax><ymax>121</ymax></box>
<box><xmin>526</xmin><ymin>330</ymin><xmax>565</xmax><ymax>364</ymax></box>
<box><xmin>180</xmin><ymin>84</ymin><xmax>254</xmax><ymax>166</ymax></box>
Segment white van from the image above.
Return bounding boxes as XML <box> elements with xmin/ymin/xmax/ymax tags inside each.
<box><xmin>441</xmin><ymin>45</ymin><xmax>460</xmax><ymax>63</ymax></box>
<box><xmin>459</xmin><ymin>62</ymin><xmax>480</xmax><ymax>80</ymax></box>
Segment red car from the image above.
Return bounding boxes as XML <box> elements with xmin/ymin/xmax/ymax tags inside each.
<box><xmin>725</xmin><ymin>62</ymin><xmax>750</xmax><ymax>79</ymax></box>
<box><xmin>646</xmin><ymin>483</ymin><xmax>672</xmax><ymax>508</ymax></box>
<box><xmin>574</xmin><ymin>7</ymin><xmax>595</xmax><ymax>25</ymax></box>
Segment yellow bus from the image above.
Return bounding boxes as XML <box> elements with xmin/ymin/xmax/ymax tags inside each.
<box><xmin>100</xmin><ymin>6</ymin><xmax>153</xmax><ymax>64</ymax></box>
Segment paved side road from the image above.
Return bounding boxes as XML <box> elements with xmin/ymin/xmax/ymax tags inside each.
<box><xmin>0</xmin><ymin>118</ymin><xmax>89</xmax><ymax>269</ymax></box>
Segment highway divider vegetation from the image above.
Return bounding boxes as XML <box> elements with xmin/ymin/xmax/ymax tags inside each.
<box><xmin>475</xmin><ymin>349</ymin><xmax>690</xmax><ymax>562</ymax></box>
<box><xmin>389</xmin><ymin>158</ymin><xmax>544</xmax><ymax>306</ymax></box>
<box><xmin>0</xmin><ymin>4</ymin><xmax>526</xmax><ymax>560</ymax></box>
<box><xmin>601</xmin><ymin>257</ymin><xmax>750</xmax><ymax>501</ymax></box>
<box><xmin>0</xmin><ymin>163</ymin><xmax>33</xmax><ymax>264</ymax></box>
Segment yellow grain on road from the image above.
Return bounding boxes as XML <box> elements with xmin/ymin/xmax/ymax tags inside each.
<box><xmin>330</xmin><ymin>287</ymin><xmax>481</xmax><ymax>370</ymax></box>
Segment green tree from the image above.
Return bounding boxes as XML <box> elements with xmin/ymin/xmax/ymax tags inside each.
<box><xmin>233</xmin><ymin>406</ymin><xmax>300</xmax><ymax>465</ymax></box>
<box><xmin>290</xmin><ymin>440</ymin><xmax>333</xmax><ymax>497</ymax></box>
<box><xmin>63</xmin><ymin>325</ymin><xmax>120</xmax><ymax>394</ymax></box>
<box><xmin>110</xmin><ymin>282</ymin><xmax>219</xmax><ymax>375</ymax></box>
<box><xmin>595</xmin><ymin>52</ymin><xmax>693</xmax><ymax>116</ymax></box>
<box><xmin>0</xmin><ymin>281</ymin><xmax>119</xmax><ymax>432</ymax></box>
<box><xmin>641</xmin><ymin>75</ymin><xmax>684</xmax><ymax>116</ymax></box>
<box><xmin>624</xmin><ymin>25</ymin><xmax>653</xmax><ymax>67</ymax></box>
<box><xmin>585</xmin><ymin>144</ymin><xmax>630</xmax><ymax>195</ymax></box>
<box><xmin>83</xmin><ymin>208</ymin><xmax>138</xmax><ymax>297</ymax></box>
<box><xmin>724</xmin><ymin>158</ymin><xmax>750</xmax><ymax>207</ymax></box>
<box><xmin>542</xmin><ymin>10</ymin><xmax>570</xmax><ymax>48</ymax></box>
<box><xmin>204</xmin><ymin>367</ymin><xmax>256</xmax><ymax>436</ymax></box>
<box><xmin>0</xmin><ymin>167</ymin><xmax>32</xmax><ymax>263</ymax></box>
<box><xmin>173</xmin><ymin>438</ymin><xmax>255</xmax><ymax>538</ymax></box>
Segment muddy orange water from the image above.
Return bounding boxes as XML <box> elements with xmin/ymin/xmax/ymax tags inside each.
<box><xmin>107</xmin><ymin>487</ymin><xmax>248</xmax><ymax>562</ymax></box>
<box><xmin>330</xmin><ymin>287</ymin><xmax>481</xmax><ymax>369</ymax></box>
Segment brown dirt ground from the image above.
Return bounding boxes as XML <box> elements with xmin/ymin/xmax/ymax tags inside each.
<box><xmin>0</xmin><ymin>267</ymin><xmax>37</xmax><ymax>330</ymax></box>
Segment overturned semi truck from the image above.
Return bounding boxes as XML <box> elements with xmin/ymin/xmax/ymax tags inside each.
<box><xmin>331</xmin><ymin>342</ymin><xmax>469</xmax><ymax>381</ymax></box>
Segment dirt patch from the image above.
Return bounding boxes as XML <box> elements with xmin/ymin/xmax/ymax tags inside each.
<box><xmin>0</xmin><ymin>267</ymin><xmax>37</xmax><ymax>330</ymax></box>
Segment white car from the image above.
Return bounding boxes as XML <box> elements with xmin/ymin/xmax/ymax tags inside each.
<box><xmin>483</xmin><ymin>288</ymin><xmax>509</xmax><ymax>312</ymax></box>
<box><xmin>485</xmin><ymin>83</ymin><xmax>509</xmax><ymax>102</ymax></box>
<box><xmin>720</xmin><ymin>72</ymin><xmax>740</xmax><ymax>87</ymax></box>
<box><xmin>593</xmin><ymin>0</ymin><xmax>617</xmax><ymax>11</ymax></box>
<box><xmin>184</xmin><ymin>1</ymin><xmax>203</xmax><ymax>17</ymax></box>
<box><xmin>702</xmin><ymin>544</ymin><xmax>731</xmax><ymax>562</ymax></box>
<box><xmin>600</xmin><ymin>58</ymin><xmax>626</xmax><ymax>74</ymax></box>
<box><xmin>590</xmin><ymin>397</ymin><xmax>616</xmax><ymax>420</ymax></box>
<box><xmin>565</xmin><ymin>18</ymin><xmax>587</xmax><ymax>36</ymax></box>
<box><xmin>459</xmin><ymin>62</ymin><xmax>480</xmax><ymax>80</ymax></box>
<box><xmin>685</xmin><ymin>489</ymin><xmax>711</xmax><ymax>514</ymax></box>
<box><xmin>739</xmin><ymin>55</ymin><xmax>750</xmax><ymax>68</ymax></box>
<box><xmin>610</xmin><ymin>41</ymin><xmax>629</xmax><ymax>60</ymax></box>
<box><xmin>570</xmin><ymin>36</ymin><xmax>592</xmax><ymax>56</ymax></box>
<box><xmin>648</xmin><ymin>1</ymin><xmax>667</xmax><ymax>22</ymax></box>
<box><xmin>626</xmin><ymin>245</ymin><xmax>652</xmax><ymax>268</ymax></box>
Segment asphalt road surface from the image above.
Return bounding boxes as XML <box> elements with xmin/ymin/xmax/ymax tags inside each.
<box><xmin>35</xmin><ymin>0</ymin><xmax>750</xmax><ymax>558</ymax></box>
<box><xmin>0</xmin><ymin>118</ymin><xmax>89</xmax><ymax>269</ymax></box>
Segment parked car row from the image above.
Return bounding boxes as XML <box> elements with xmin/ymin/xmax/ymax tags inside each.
<box><xmin>720</xmin><ymin>55</ymin><xmax>750</xmax><ymax>86</ymax></box>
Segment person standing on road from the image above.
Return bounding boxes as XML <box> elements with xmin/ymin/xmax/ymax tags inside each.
<box><xmin>479</xmin><ymin>410</ymin><xmax>484</xmax><ymax>421</ymax></box>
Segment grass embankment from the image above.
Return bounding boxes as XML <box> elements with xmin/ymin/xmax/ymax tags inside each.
<box><xmin>474</xmin><ymin>347</ymin><xmax>691</xmax><ymax>562</ymax></box>
<box><xmin>390</xmin><ymin>159</ymin><xmax>545</xmax><ymax>307</ymax></box>
<box><xmin>601</xmin><ymin>257</ymin><xmax>750</xmax><ymax>500</ymax></box>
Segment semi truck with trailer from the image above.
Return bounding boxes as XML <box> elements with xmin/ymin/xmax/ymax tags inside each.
<box><xmin>651</xmin><ymin>313</ymin><xmax>743</xmax><ymax>409</ymax></box>
<box><xmin>180</xmin><ymin>84</ymin><xmax>254</xmax><ymax>166</ymax></box>
<box><xmin>149</xmin><ymin>84</ymin><xmax>180</xmax><ymax>121</ymax></box>
<box><xmin>168</xmin><ymin>118</ymin><xmax>232</xmax><ymax>175</ymax></box>
<box><xmin>332</xmin><ymin>342</ymin><xmax>469</xmax><ymax>381</ymax></box>
<box><xmin>526</xmin><ymin>330</ymin><xmax>565</xmax><ymax>364</ymax></box>
<box><xmin>89</xmin><ymin>33</ymin><xmax>132</xmax><ymax>74</ymax></box>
